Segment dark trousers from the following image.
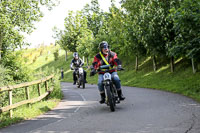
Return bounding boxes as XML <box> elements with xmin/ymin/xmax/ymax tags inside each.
<box><xmin>73</xmin><ymin>70</ymin><xmax>87</xmax><ymax>82</ymax></box>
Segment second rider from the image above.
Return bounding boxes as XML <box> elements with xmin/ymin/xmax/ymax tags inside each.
<box><xmin>70</xmin><ymin>52</ymin><xmax>87</xmax><ymax>85</ymax></box>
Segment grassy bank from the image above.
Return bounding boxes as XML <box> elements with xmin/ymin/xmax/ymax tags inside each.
<box><xmin>0</xmin><ymin>45</ymin><xmax>63</xmax><ymax>128</ymax></box>
<box><xmin>1</xmin><ymin>45</ymin><xmax>199</xmax><ymax>128</ymax></box>
<box><xmin>28</xmin><ymin>45</ymin><xmax>200</xmax><ymax>102</ymax></box>
<box><xmin>62</xmin><ymin>53</ymin><xmax>200</xmax><ymax>102</ymax></box>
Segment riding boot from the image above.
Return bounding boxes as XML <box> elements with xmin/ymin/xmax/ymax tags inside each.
<box><xmin>117</xmin><ymin>90</ymin><xmax>125</xmax><ymax>100</ymax></box>
<box><xmin>99</xmin><ymin>93</ymin><xmax>105</xmax><ymax>104</ymax></box>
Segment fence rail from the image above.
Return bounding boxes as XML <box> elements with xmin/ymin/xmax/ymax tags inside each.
<box><xmin>0</xmin><ymin>75</ymin><xmax>54</xmax><ymax>117</ymax></box>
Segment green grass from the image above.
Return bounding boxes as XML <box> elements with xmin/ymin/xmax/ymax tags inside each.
<box><xmin>1</xmin><ymin>44</ymin><xmax>200</xmax><ymax>128</ymax></box>
<box><xmin>62</xmin><ymin>53</ymin><xmax>200</xmax><ymax>102</ymax></box>
<box><xmin>0</xmin><ymin>99</ymin><xmax>59</xmax><ymax>128</ymax></box>
<box><xmin>0</xmin><ymin>45</ymin><xmax>63</xmax><ymax>128</ymax></box>
<box><xmin>29</xmin><ymin>45</ymin><xmax>200</xmax><ymax>103</ymax></box>
<box><xmin>118</xmin><ymin>56</ymin><xmax>200</xmax><ymax>102</ymax></box>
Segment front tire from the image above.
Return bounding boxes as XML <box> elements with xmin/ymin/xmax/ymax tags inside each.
<box><xmin>77</xmin><ymin>76</ymin><xmax>81</xmax><ymax>88</ymax></box>
<box><xmin>82</xmin><ymin>74</ymin><xmax>85</xmax><ymax>89</ymax></box>
<box><xmin>106</xmin><ymin>85</ymin><xmax>115</xmax><ymax>112</ymax></box>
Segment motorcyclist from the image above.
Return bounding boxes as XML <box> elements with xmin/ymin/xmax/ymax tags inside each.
<box><xmin>90</xmin><ymin>41</ymin><xmax>125</xmax><ymax>104</ymax></box>
<box><xmin>70</xmin><ymin>52</ymin><xmax>87</xmax><ymax>85</ymax></box>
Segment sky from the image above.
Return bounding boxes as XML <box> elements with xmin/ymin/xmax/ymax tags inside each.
<box><xmin>24</xmin><ymin>0</ymin><xmax>120</xmax><ymax>48</ymax></box>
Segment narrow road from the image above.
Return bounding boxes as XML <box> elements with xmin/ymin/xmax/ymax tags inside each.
<box><xmin>0</xmin><ymin>82</ymin><xmax>200</xmax><ymax>133</ymax></box>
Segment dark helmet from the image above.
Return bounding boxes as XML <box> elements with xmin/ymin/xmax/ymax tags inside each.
<box><xmin>73</xmin><ymin>52</ymin><xmax>78</xmax><ymax>58</ymax></box>
<box><xmin>99</xmin><ymin>41</ymin><xmax>109</xmax><ymax>51</ymax></box>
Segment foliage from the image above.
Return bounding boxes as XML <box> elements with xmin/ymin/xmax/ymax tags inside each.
<box><xmin>58</xmin><ymin>11</ymin><xmax>81</xmax><ymax>52</ymax></box>
<box><xmin>81</xmin><ymin>0</ymin><xmax>103</xmax><ymax>38</ymax></box>
<box><xmin>0</xmin><ymin>0</ymin><xmax>58</xmax><ymax>59</ymax></box>
<box><xmin>0</xmin><ymin>65</ymin><xmax>12</xmax><ymax>86</ymax></box>
<box><xmin>169</xmin><ymin>0</ymin><xmax>200</xmax><ymax>59</ymax></box>
<box><xmin>1</xmin><ymin>51</ymin><xmax>33</xmax><ymax>83</ymax></box>
<box><xmin>0</xmin><ymin>45</ymin><xmax>62</xmax><ymax>128</ymax></box>
<box><xmin>53</xmin><ymin>49</ymin><xmax>59</xmax><ymax>61</ymax></box>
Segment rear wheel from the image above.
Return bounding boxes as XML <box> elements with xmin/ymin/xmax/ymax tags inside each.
<box><xmin>106</xmin><ymin>85</ymin><xmax>115</xmax><ymax>112</ymax></box>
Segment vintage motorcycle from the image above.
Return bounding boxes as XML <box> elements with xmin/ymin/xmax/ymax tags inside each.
<box><xmin>91</xmin><ymin>64</ymin><xmax>124</xmax><ymax>112</ymax></box>
<box><xmin>74</xmin><ymin>67</ymin><xmax>86</xmax><ymax>89</ymax></box>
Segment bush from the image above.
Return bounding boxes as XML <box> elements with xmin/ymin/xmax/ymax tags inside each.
<box><xmin>53</xmin><ymin>49</ymin><xmax>59</xmax><ymax>61</ymax></box>
<box><xmin>0</xmin><ymin>65</ymin><xmax>11</xmax><ymax>107</ymax></box>
<box><xmin>36</xmin><ymin>66</ymin><xmax>62</xmax><ymax>99</ymax></box>
<box><xmin>2</xmin><ymin>51</ymin><xmax>33</xmax><ymax>83</ymax></box>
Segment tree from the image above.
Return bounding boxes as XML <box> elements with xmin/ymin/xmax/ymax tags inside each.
<box><xmin>0</xmin><ymin>0</ymin><xmax>58</xmax><ymax>61</ymax></box>
<box><xmin>58</xmin><ymin>11</ymin><xmax>82</xmax><ymax>54</ymax></box>
<box><xmin>81</xmin><ymin>0</ymin><xmax>103</xmax><ymax>38</ymax></box>
<box><xmin>77</xmin><ymin>16</ymin><xmax>94</xmax><ymax>65</ymax></box>
<box><xmin>121</xmin><ymin>0</ymin><xmax>147</xmax><ymax>70</ymax></box>
<box><xmin>169</xmin><ymin>0</ymin><xmax>200</xmax><ymax>73</ymax></box>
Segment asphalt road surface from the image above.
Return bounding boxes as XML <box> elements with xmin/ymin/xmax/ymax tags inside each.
<box><xmin>0</xmin><ymin>82</ymin><xmax>200</xmax><ymax>133</ymax></box>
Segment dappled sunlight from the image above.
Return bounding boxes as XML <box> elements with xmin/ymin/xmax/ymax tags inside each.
<box><xmin>57</xmin><ymin>100</ymin><xmax>97</xmax><ymax>111</ymax></box>
<box><xmin>143</xmin><ymin>71</ymin><xmax>154</xmax><ymax>77</ymax></box>
<box><xmin>38</xmin><ymin>100</ymin><xmax>97</xmax><ymax>119</ymax></box>
<box><xmin>38</xmin><ymin>131</ymin><xmax>108</xmax><ymax>133</ymax></box>
<box><xmin>156</xmin><ymin>64</ymin><xmax>170</xmax><ymax>73</ymax></box>
<box><xmin>175</xmin><ymin>57</ymin><xmax>183</xmax><ymax>64</ymax></box>
<box><xmin>124</xmin><ymin>80</ymin><xmax>133</xmax><ymax>84</ymax></box>
<box><xmin>64</xmin><ymin>101</ymin><xmax>97</xmax><ymax>107</ymax></box>
<box><xmin>124</xmin><ymin>77</ymin><xmax>137</xmax><ymax>85</ymax></box>
<box><xmin>138</xmin><ymin>56</ymin><xmax>151</xmax><ymax>68</ymax></box>
<box><xmin>64</xmin><ymin>69</ymin><xmax>72</xmax><ymax>74</ymax></box>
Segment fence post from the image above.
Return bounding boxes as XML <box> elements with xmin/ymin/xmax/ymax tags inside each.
<box><xmin>51</xmin><ymin>77</ymin><xmax>54</xmax><ymax>88</ymax></box>
<box><xmin>45</xmin><ymin>81</ymin><xmax>48</xmax><ymax>91</ymax></box>
<box><xmin>9</xmin><ymin>90</ymin><xmax>13</xmax><ymax>118</ymax></box>
<box><xmin>25</xmin><ymin>87</ymin><xmax>31</xmax><ymax>107</ymax></box>
<box><xmin>38</xmin><ymin>83</ymin><xmax>41</xmax><ymax>96</ymax></box>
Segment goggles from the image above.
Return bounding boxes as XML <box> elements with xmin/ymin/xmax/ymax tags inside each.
<box><xmin>102</xmin><ymin>45</ymin><xmax>109</xmax><ymax>50</ymax></box>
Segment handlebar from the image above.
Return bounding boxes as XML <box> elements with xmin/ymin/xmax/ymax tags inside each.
<box><xmin>72</xmin><ymin>66</ymin><xmax>89</xmax><ymax>70</ymax></box>
<box><xmin>91</xmin><ymin>65</ymin><xmax>124</xmax><ymax>76</ymax></box>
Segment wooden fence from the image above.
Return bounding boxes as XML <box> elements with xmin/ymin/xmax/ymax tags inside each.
<box><xmin>0</xmin><ymin>75</ymin><xmax>54</xmax><ymax>118</ymax></box>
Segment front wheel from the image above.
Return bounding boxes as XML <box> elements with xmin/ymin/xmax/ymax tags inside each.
<box><xmin>79</xmin><ymin>75</ymin><xmax>85</xmax><ymax>89</ymax></box>
<box><xmin>81</xmin><ymin>74</ymin><xmax>85</xmax><ymax>89</ymax></box>
<box><xmin>77</xmin><ymin>76</ymin><xmax>81</xmax><ymax>88</ymax></box>
<box><xmin>105</xmin><ymin>85</ymin><xmax>115</xmax><ymax>112</ymax></box>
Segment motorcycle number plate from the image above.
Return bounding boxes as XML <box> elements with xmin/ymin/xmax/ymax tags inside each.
<box><xmin>103</xmin><ymin>73</ymin><xmax>111</xmax><ymax>80</ymax></box>
<box><xmin>79</xmin><ymin>68</ymin><xmax>83</xmax><ymax>74</ymax></box>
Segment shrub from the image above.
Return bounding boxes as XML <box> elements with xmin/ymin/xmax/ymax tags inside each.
<box><xmin>53</xmin><ymin>49</ymin><xmax>59</xmax><ymax>61</ymax></box>
<box><xmin>2</xmin><ymin>51</ymin><xmax>33</xmax><ymax>83</ymax></box>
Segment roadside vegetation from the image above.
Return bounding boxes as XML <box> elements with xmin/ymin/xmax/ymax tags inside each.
<box><xmin>0</xmin><ymin>45</ymin><xmax>62</xmax><ymax>128</ymax></box>
<box><xmin>0</xmin><ymin>0</ymin><xmax>199</xmax><ymax>129</ymax></box>
<box><xmin>62</xmin><ymin>53</ymin><xmax>200</xmax><ymax>103</ymax></box>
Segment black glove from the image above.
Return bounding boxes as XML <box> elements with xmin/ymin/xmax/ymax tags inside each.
<box><xmin>117</xmin><ymin>65</ymin><xmax>122</xmax><ymax>70</ymax></box>
<box><xmin>90</xmin><ymin>69</ymin><xmax>96</xmax><ymax>76</ymax></box>
<box><xmin>71</xmin><ymin>67</ymin><xmax>74</xmax><ymax>70</ymax></box>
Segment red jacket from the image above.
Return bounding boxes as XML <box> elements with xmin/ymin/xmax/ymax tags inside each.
<box><xmin>92</xmin><ymin>50</ymin><xmax>121</xmax><ymax>74</ymax></box>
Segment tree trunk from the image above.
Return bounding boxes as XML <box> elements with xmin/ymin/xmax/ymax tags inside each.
<box><xmin>191</xmin><ymin>58</ymin><xmax>198</xmax><ymax>74</ymax></box>
<box><xmin>65</xmin><ymin>50</ymin><xmax>67</xmax><ymax>61</ymax></box>
<box><xmin>87</xmin><ymin>57</ymin><xmax>89</xmax><ymax>66</ymax></box>
<box><xmin>170</xmin><ymin>56</ymin><xmax>175</xmax><ymax>73</ymax></box>
<box><xmin>82</xmin><ymin>56</ymin><xmax>85</xmax><ymax>63</ymax></box>
<box><xmin>0</xmin><ymin>31</ymin><xmax>2</xmax><ymax>61</ymax></box>
<box><xmin>135</xmin><ymin>55</ymin><xmax>138</xmax><ymax>71</ymax></box>
<box><xmin>153</xmin><ymin>55</ymin><xmax>157</xmax><ymax>71</ymax></box>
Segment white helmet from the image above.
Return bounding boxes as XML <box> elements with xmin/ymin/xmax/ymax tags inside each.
<box><xmin>73</xmin><ymin>52</ymin><xmax>78</xmax><ymax>58</ymax></box>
